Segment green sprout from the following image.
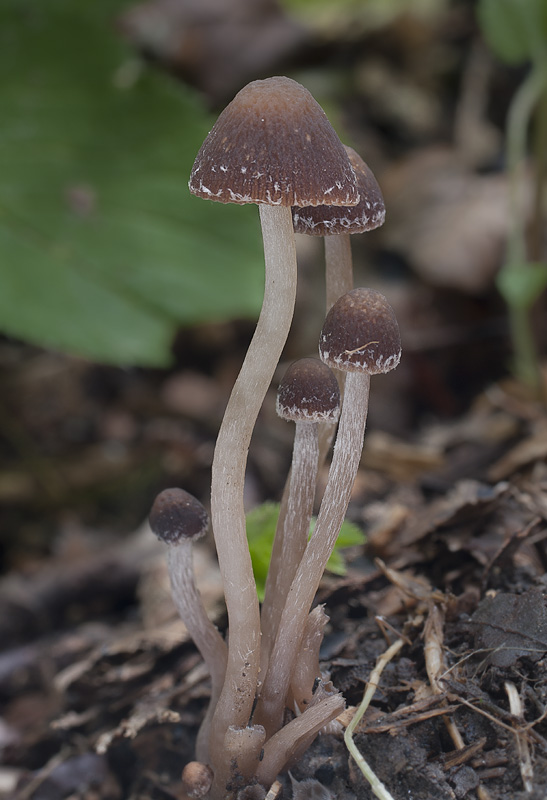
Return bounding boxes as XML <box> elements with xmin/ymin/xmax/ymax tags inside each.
<box><xmin>246</xmin><ymin>501</ymin><xmax>366</xmax><ymax>601</ymax></box>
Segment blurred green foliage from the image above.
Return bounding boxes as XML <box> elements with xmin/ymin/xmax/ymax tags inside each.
<box><xmin>282</xmin><ymin>0</ymin><xmax>447</xmax><ymax>31</ymax></box>
<box><xmin>478</xmin><ymin>0</ymin><xmax>547</xmax><ymax>65</ymax></box>
<box><xmin>246</xmin><ymin>501</ymin><xmax>366</xmax><ymax>601</ymax></box>
<box><xmin>478</xmin><ymin>0</ymin><xmax>547</xmax><ymax>390</ymax></box>
<box><xmin>0</xmin><ymin>0</ymin><xmax>264</xmax><ymax>366</ymax></box>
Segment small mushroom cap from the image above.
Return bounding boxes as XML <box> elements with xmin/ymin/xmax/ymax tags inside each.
<box><xmin>276</xmin><ymin>357</ymin><xmax>341</xmax><ymax>423</ymax></box>
<box><xmin>149</xmin><ymin>488</ymin><xmax>209</xmax><ymax>545</ymax></box>
<box><xmin>292</xmin><ymin>146</ymin><xmax>385</xmax><ymax>236</ymax></box>
<box><xmin>181</xmin><ymin>761</ymin><xmax>213</xmax><ymax>799</ymax></box>
<box><xmin>319</xmin><ymin>288</ymin><xmax>401</xmax><ymax>374</ymax></box>
<box><xmin>189</xmin><ymin>76</ymin><xmax>359</xmax><ymax>208</ymax></box>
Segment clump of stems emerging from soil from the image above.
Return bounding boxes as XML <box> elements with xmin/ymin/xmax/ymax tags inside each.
<box><xmin>149</xmin><ymin>77</ymin><xmax>402</xmax><ymax>799</ymax></box>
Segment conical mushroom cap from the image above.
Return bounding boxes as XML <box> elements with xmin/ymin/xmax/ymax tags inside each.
<box><xmin>293</xmin><ymin>146</ymin><xmax>385</xmax><ymax>235</ymax></box>
<box><xmin>319</xmin><ymin>288</ymin><xmax>401</xmax><ymax>374</ymax></box>
<box><xmin>276</xmin><ymin>358</ymin><xmax>340</xmax><ymax>422</ymax></box>
<box><xmin>149</xmin><ymin>488</ymin><xmax>209</xmax><ymax>545</ymax></box>
<box><xmin>189</xmin><ymin>77</ymin><xmax>359</xmax><ymax>208</ymax></box>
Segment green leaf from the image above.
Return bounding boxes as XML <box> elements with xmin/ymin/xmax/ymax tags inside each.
<box><xmin>477</xmin><ymin>0</ymin><xmax>547</xmax><ymax>65</ymax></box>
<box><xmin>497</xmin><ymin>261</ymin><xmax>547</xmax><ymax>309</ymax></box>
<box><xmin>0</xmin><ymin>0</ymin><xmax>263</xmax><ymax>366</ymax></box>
<box><xmin>282</xmin><ymin>0</ymin><xmax>448</xmax><ymax>33</ymax></box>
<box><xmin>246</xmin><ymin>502</ymin><xmax>366</xmax><ymax>601</ymax></box>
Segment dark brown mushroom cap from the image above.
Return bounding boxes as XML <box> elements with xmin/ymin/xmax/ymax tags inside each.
<box><xmin>276</xmin><ymin>357</ymin><xmax>341</xmax><ymax>422</ymax></box>
<box><xmin>319</xmin><ymin>288</ymin><xmax>401</xmax><ymax>374</ymax></box>
<box><xmin>149</xmin><ymin>488</ymin><xmax>209</xmax><ymax>545</ymax></box>
<box><xmin>189</xmin><ymin>77</ymin><xmax>359</xmax><ymax>208</ymax></box>
<box><xmin>292</xmin><ymin>146</ymin><xmax>385</xmax><ymax>235</ymax></box>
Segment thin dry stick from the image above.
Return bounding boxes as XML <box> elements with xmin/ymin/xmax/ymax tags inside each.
<box><xmin>446</xmin><ymin>691</ymin><xmax>528</xmax><ymax>737</ymax></box>
<box><xmin>264</xmin><ymin>780</ymin><xmax>282</xmax><ymax>800</ymax></box>
<box><xmin>505</xmin><ymin>681</ymin><xmax>534</xmax><ymax>793</ymax></box>
<box><xmin>424</xmin><ymin>604</ymin><xmax>465</xmax><ymax>749</ymax></box>
<box><xmin>344</xmin><ymin>638</ymin><xmax>404</xmax><ymax>800</ymax></box>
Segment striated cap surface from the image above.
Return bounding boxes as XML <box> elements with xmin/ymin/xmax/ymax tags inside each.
<box><xmin>189</xmin><ymin>77</ymin><xmax>359</xmax><ymax>208</ymax></box>
<box><xmin>319</xmin><ymin>288</ymin><xmax>401</xmax><ymax>374</ymax></box>
<box><xmin>149</xmin><ymin>488</ymin><xmax>209</xmax><ymax>545</ymax></box>
<box><xmin>276</xmin><ymin>357</ymin><xmax>340</xmax><ymax>422</ymax></box>
<box><xmin>293</xmin><ymin>146</ymin><xmax>385</xmax><ymax>235</ymax></box>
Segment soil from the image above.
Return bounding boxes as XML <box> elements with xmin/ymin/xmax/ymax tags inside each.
<box><xmin>2</xmin><ymin>324</ymin><xmax>547</xmax><ymax>800</ymax></box>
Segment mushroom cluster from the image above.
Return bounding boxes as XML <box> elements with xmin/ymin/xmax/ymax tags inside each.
<box><xmin>149</xmin><ymin>76</ymin><xmax>400</xmax><ymax>799</ymax></box>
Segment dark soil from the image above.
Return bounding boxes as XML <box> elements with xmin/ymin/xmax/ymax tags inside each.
<box><xmin>2</xmin><ymin>323</ymin><xmax>547</xmax><ymax>800</ymax></box>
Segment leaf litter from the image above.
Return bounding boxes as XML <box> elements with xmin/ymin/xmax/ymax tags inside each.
<box><xmin>1</xmin><ymin>361</ymin><xmax>546</xmax><ymax>800</ymax></box>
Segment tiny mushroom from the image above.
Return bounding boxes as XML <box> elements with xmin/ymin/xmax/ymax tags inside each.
<box><xmin>188</xmin><ymin>75</ymin><xmax>359</xmax><ymax>793</ymax></box>
<box><xmin>181</xmin><ymin>761</ymin><xmax>214</xmax><ymax>799</ymax></box>
<box><xmin>261</xmin><ymin>358</ymin><xmax>340</xmax><ymax>667</ymax></box>
<box><xmin>256</xmin><ymin>288</ymin><xmax>401</xmax><ymax>736</ymax></box>
<box><xmin>149</xmin><ymin>488</ymin><xmax>227</xmax><ymax>763</ymax></box>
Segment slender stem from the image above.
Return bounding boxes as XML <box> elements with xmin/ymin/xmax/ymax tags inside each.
<box><xmin>224</xmin><ymin>725</ymin><xmax>266</xmax><ymax>789</ymax></box>
<box><xmin>319</xmin><ymin>234</ymin><xmax>353</xmax><ymax>464</ymax></box>
<box><xmin>324</xmin><ymin>234</ymin><xmax>353</xmax><ymax>311</ymax></box>
<box><xmin>167</xmin><ymin>544</ymin><xmax>227</xmax><ymax>690</ymax></box>
<box><xmin>255</xmin><ymin>693</ymin><xmax>345</xmax><ymax>788</ymax></box>
<box><xmin>208</xmin><ymin>205</ymin><xmax>297</xmax><ymax>797</ymax></box>
<box><xmin>261</xmin><ymin>422</ymin><xmax>319</xmax><ymax>668</ymax></box>
<box><xmin>290</xmin><ymin>605</ymin><xmax>329</xmax><ymax>709</ymax></box>
<box><xmin>255</xmin><ymin>371</ymin><xmax>370</xmax><ymax>736</ymax></box>
<box><xmin>166</xmin><ymin>545</ymin><xmax>227</xmax><ymax>762</ymax></box>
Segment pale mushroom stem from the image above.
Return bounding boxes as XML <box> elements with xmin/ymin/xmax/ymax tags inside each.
<box><xmin>260</xmin><ymin>421</ymin><xmax>319</xmax><ymax>670</ymax></box>
<box><xmin>324</xmin><ymin>234</ymin><xmax>353</xmax><ymax>312</ymax></box>
<box><xmin>208</xmin><ymin>204</ymin><xmax>297</xmax><ymax>797</ymax></box>
<box><xmin>224</xmin><ymin>724</ymin><xmax>266</xmax><ymax>790</ymax></box>
<box><xmin>319</xmin><ymin>234</ymin><xmax>353</xmax><ymax>466</ymax></box>
<box><xmin>290</xmin><ymin>604</ymin><xmax>329</xmax><ymax>710</ymax></box>
<box><xmin>255</xmin><ymin>372</ymin><xmax>370</xmax><ymax>737</ymax></box>
<box><xmin>166</xmin><ymin>545</ymin><xmax>227</xmax><ymax>763</ymax></box>
<box><xmin>254</xmin><ymin>693</ymin><xmax>345</xmax><ymax>789</ymax></box>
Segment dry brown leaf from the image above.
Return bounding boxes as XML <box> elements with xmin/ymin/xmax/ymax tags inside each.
<box><xmin>382</xmin><ymin>148</ymin><xmax>532</xmax><ymax>294</ymax></box>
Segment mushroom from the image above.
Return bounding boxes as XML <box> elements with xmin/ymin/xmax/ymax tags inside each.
<box><xmin>149</xmin><ymin>488</ymin><xmax>227</xmax><ymax>763</ymax></box>
<box><xmin>256</xmin><ymin>288</ymin><xmax>401</xmax><ymax>736</ymax></box>
<box><xmin>260</xmin><ymin>358</ymin><xmax>340</xmax><ymax>667</ymax></box>
<box><xmin>293</xmin><ymin>146</ymin><xmax>385</xmax><ymax>312</ymax></box>
<box><xmin>293</xmin><ymin>147</ymin><xmax>385</xmax><ymax>465</ymax></box>
<box><xmin>181</xmin><ymin>762</ymin><xmax>214</xmax><ymax>799</ymax></box>
<box><xmin>188</xmin><ymin>75</ymin><xmax>359</xmax><ymax>790</ymax></box>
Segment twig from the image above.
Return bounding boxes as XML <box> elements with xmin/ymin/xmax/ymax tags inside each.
<box><xmin>344</xmin><ymin>638</ymin><xmax>404</xmax><ymax>800</ymax></box>
<box><xmin>505</xmin><ymin>681</ymin><xmax>534</xmax><ymax>793</ymax></box>
<box><xmin>264</xmin><ymin>780</ymin><xmax>282</xmax><ymax>799</ymax></box>
<box><xmin>424</xmin><ymin>604</ymin><xmax>465</xmax><ymax>749</ymax></box>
